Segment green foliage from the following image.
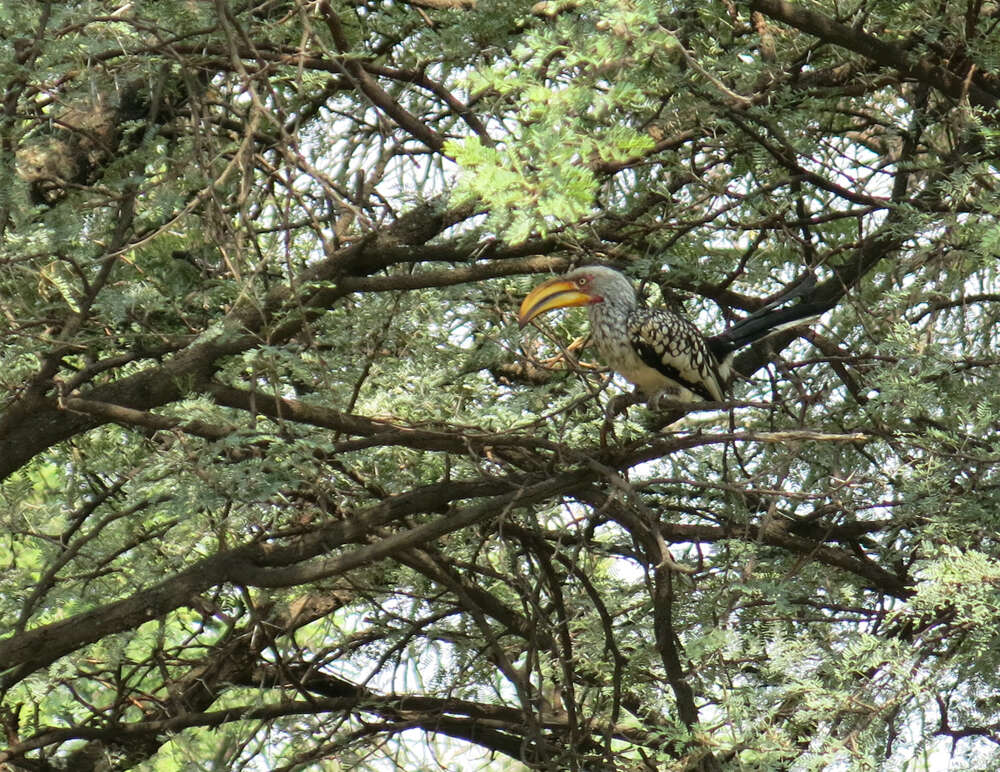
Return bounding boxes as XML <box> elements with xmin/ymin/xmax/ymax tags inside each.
<box><xmin>6</xmin><ymin>0</ymin><xmax>1000</xmax><ymax>770</ymax></box>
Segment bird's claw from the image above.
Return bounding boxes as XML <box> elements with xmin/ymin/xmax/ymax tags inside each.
<box><xmin>600</xmin><ymin>391</ymin><xmax>642</xmax><ymax>448</ymax></box>
<box><xmin>648</xmin><ymin>387</ymin><xmax>684</xmax><ymax>413</ymax></box>
<box><xmin>606</xmin><ymin>392</ymin><xmax>639</xmax><ymax>419</ymax></box>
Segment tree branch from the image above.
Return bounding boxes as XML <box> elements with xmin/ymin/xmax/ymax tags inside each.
<box><xmin>750</xmin><ymin>0</ymin><xmax>999</xmax><ymax>109</ymax></box>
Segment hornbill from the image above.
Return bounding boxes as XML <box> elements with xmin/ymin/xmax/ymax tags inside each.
<box><xmin>518</xmin><ymin>265</ymin><xmax>819</xmax><ymax>404</ymax></box>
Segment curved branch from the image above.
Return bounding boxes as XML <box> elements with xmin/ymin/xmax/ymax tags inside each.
<box><xmin>0</xmin><ymin>468</ymin><xmax>594</xmax><ymax>688</ymax></box>
<box><xmin>750</xmin><ymin>0</ymin><xmax>1000</xmax><ymax>109</ymax></box>
<box><xmin>0</xmin><ymin>199</ymin><xmax>479</xmax><ymax>482</ymax></box>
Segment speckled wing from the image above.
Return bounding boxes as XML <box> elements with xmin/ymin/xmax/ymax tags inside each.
<box><xmin>627</xmin><ymin>308</ymin><xmax>725</xmax><ymax>401</ymax></box>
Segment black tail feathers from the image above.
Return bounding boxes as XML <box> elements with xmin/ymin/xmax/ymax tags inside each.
<box><xmin>707</xmin><ymin>273</ymin><xmax>825</xmax><ymax>359</ymax></box>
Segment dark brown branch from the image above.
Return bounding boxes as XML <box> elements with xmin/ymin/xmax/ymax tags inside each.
<box><xmin>0</xmin><ymin>199</ymin><xmax>477</xmax><ymax>482</ymax></box>
<box><xmin>0</xmin><ymin>468</ymin><xmax>594</xmax><ymax>688</ymax></box>
<box><xmin>750</xmin><ymin>0</ymin><xmax>1000</xmax><ymax>109</ymax></box>
<box><xmin>335</xmin><ymin>253</ymin><xmax>567</xmax><ymax>293</ymax></box>
<box><xmin>399</xmin><ymin>0</ymin><xmax>476</xmax><ymax>9</ymax></box>
<box><xmin>318</xmin><ymin>1</ymin><xmax>446</xmax><ymax>153</ymax></box>
<box><xmin>1</xmin><ymin>686</ymin><xmax>678</xmax><ymax>766</ymax></box>
<box><xmin>576</xmin><ymin>481</ymin><xmax>911</xmax><ymax>599</ymax></box>
<box><xmin>61</xmin><ymin>397</ymin><xmax>233</xmax><ymax>440</ymax></box>
<box><xmin>208</xmin><ymin>383</ymin><xmax>563</xmax><ymax>457</ymax></box>
<box><xmin>365</xmin><ymin>63</ymin><xmax>494</xmax><ymax>145</ymax></box>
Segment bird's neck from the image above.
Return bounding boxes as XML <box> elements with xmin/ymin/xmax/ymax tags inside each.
<box><xmin>588</xmin><ymin>297</ymin><xmax>635</xmax><ymax>360</ymax></box>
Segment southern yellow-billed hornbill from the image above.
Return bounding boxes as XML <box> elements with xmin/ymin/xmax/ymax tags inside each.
<box><xmin>518</xmin><ymin>265</ymin><xmax>818</xmax><ymax>404</ymax></box>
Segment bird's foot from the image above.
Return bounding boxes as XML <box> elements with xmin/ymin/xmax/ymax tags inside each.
<box><xmin>600</xmin><ymin>391</ymin><xmax>642</xmax><ymax>448</ymax></box>
<box><xmin>606</xmin><ymin>391</ymin><xmax>641</xmax><ymax>419</ymax></box>
<box><xmin>648</xmin><ymin>387</ymin><xmax>686</xmax><ymax>413</ymax></box>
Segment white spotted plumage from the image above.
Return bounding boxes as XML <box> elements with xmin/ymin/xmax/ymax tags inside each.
<box><xmin>576</xmin><ymin>267</ymin><xmax>726</xmax><ymax>402</ymax></box>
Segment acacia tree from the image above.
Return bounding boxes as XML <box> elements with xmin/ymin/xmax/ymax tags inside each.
<box><xmin>3</xmin><ymin>0</ymin><xmax>1000</xmax><ymax>769</ymax></box>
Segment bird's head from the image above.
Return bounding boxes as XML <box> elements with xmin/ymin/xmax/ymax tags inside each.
<box><xmin>517</xmin><ymin>266</ymin><xmax>636</xmax><ymax>328</ymax></box>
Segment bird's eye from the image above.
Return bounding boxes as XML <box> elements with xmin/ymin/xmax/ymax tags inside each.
<box><xmin>576</xmin><ymin>276</ymin><xmax>587</xmax><ymax>287</ymax></box>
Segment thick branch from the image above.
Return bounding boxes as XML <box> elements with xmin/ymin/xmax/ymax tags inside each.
<box><xmin>0</xmin><ymin>200</ymin><xmax>477</xmax><ymax>482</ymax></box>
<box><xmin>750</xmin><ymin>0</ymin><xmax>999</xmax><ymax>109</ymax></box>
<box><xmin>0</xmin><ymin>469</ymin><xmax>593</xmax><ymax>687</ymax></box>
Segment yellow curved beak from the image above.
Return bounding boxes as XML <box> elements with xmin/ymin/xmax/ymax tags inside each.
<box><xmin>517</xmin><ymin>278</ymin><xmax>594</xmax><ymax>328</ymax></box>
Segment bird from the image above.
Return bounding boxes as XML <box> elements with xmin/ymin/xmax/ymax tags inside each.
<box><xmin>517</xmin><ymin>265</ymin><xmax>820</xmax><ymax>405</ymax></box>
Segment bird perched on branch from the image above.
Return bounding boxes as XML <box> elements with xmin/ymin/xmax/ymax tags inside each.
<box><xmin>518</xmin><ymin>265</ymin><xmax>820</xmax><ymax>405</ymax></box>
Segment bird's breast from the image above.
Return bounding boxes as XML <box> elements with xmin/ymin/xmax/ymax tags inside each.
<box><xmin>590</xmin><ymin>303</ymin><xmax>723</xmax><ymax>401</ymax></box>
<box><xmin>590</xmin><ymin>307</ymin><xmax>679</xmax><ymax>394</ymax></box>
